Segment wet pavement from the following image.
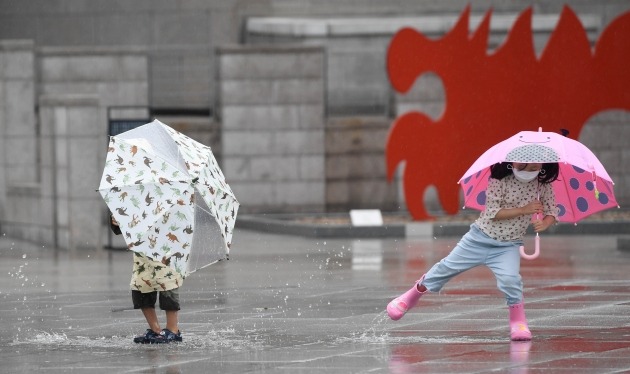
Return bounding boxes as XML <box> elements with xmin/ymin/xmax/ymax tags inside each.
<box><xmin>1</xmin><ymin>229</ymin><xmax>630</xmax><ymax>373</ymax></box>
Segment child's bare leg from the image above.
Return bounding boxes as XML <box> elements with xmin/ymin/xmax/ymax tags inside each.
<box><xmin>165</xmin><ymin>310</ymin><xmax>179</xmax><ymax>333</ymax></box>
<box><xmin>141</xmin><ymin>307</ymin><xmax>161</xmax><ymax>332</ymax></box>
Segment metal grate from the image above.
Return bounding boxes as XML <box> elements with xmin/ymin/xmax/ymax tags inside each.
<box><xmin>108</xmin><ymin>119</ymin><xmax>149</xmax><ymax>136</ymax></box>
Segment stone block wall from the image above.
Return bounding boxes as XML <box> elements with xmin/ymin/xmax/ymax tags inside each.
<box><xmin>38</xmin><ymin>46</ymin><xmax>149</xmax><ymax>138</ymax></box>
<box><xmin>580</xmin><ymin>111</ymin><xmax>630</xmax><ymax>207</ymax></box>
<box><xmin>245</xmin><ymin>24</ymin><xmax>392</xmax><ymax>116</ymax></box>
<box><xmin>326</xmin><ymin>117</ymin><xmax>400</xmax><ymax>212</ymax></box>
<box><xmin>0</xmin><ymin>44</ymin><xmax>150</xmax><ymax>248</ymax></box>
<box><xmin>217</xmin><ymin>45</ymin><xmax>326</xmax><ymax>213</ymax></box>
<box><xmin>0</xmin><ymin>40</ymin><xmax>38</xmax><ymax>237</ymax></box>
<box><xmin>0</xmin><ymin>40</ymin><xmax>37</xmax><ymax>185</ymax></box>
<box><xmin>150</xmin><ymin>47</ymin><xmax>216</xmax><ymax>110</ymax></box>
<box><xmin>38</xmin><ymin>47</ymin><xmax>150</xmax><ymax>248</ymax></box>
<box><xmin>39</xmin><ymin>95</ymin><xmax>103</xmax><ymax>250</ymax></box>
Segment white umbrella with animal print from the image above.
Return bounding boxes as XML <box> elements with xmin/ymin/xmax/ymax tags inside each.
<box><xmin>98</xmin><ymin>119</ymin><xmax>239</xmax><ymax>278</ymax></box>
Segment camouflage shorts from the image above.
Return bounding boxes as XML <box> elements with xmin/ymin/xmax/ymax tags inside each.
<box><xmin>130</xmin><ymin>252</ymin><xmax>184</xmax><ymax>293</ymax></box>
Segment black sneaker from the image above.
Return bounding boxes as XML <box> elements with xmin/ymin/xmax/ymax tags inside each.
<box><xmin>133</xmin><ymin>329</ymin><xmax>160</xmax><ymax>344</ymax></box>
<box><xmin>147</xmin><ymin>328</ymin><xmax>182</xmax><ymax>344</ymax></box>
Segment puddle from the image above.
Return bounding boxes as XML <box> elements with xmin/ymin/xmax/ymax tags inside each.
<box><xmin>337</xmin><ymin>333</ymin><xmax>506</xmax><ymax>345</ymax></box>
<box><xmin>333</xmin><ymin>311</ymin><xmax>505</xmax><ymax>345</ymax></box>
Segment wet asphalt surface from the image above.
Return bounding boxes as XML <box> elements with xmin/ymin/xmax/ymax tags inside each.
<box><xmin>1</xmin><ymin>229</ymin><xmax>630</xmax><ymax>373</ymax></box>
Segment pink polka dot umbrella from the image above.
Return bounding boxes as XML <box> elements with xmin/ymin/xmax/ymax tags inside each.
<box><xmin>459</xmin><ymin>128</ymin><xmax>618</xmax><ymax>259</ymax></box>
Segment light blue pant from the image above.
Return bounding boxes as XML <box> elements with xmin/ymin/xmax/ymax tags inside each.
<box><xmin>422</xmin><ymin>224</ymin><xmax>524</xmax><ymax>306</ymax></box>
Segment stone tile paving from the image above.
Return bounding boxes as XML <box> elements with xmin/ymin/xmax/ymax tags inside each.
<box><xmin>1</xmin><ymin>230</ymin><xmax>629</xmax><ymax>373</ymax></box>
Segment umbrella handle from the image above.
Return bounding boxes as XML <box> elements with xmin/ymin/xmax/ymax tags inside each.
<box><xmin>519</xmin><ymin>234</ymin><xmax>540</xmax><ymax>260</ymax></box>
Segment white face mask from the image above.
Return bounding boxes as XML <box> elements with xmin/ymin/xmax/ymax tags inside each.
<box><xmin>513</xmin><ymin>169</ymin><xmax>540</xmax><ymax>183</ymax></box>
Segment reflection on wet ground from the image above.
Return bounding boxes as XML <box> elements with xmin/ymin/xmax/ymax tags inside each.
<box><xmin>1</xmin><ymin>231</ymin><xmax>630</xmax><ymax>373</ymax></box>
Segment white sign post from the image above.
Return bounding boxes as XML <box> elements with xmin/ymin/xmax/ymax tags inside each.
<box><xmin>349</xmin><ymin>209</ymin><xmax>384</xmax><ymax>227</ymax></box>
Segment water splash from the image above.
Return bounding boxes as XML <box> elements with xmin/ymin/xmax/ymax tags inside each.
<box><xmin>11</xmin><ymin>329</ymin><xmax>266</xmax><ymax>350</ymax></box>
<box><xmin>334</xmin><ymin>312</ymin><xmax>505</xmax><ymax>345</ymax></box>
<box><xmin>11</xmin><ymin>332</ymin><xmax>136</xmax><ymax>349</ymax></box>
<box><xmin>337</xmin><ymin>312</ymin><xmax>391</xmax><ymax>344</ymax></box>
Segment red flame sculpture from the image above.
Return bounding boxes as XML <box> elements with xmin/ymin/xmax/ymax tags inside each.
<box><xmin>386</xmin><ymin>5</ymin><xmax>630</xmax><ymax>220</ymax></box>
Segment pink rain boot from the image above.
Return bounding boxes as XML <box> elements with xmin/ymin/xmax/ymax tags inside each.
<box><xmin>509</xmin><ymin>302</ymin><xmax>532</xmax><ymax>341</ymax></box>
<box><xmin>387</xmin><ymin>276</ymin><xmax>427</xmax><ymax>321</ymax></box>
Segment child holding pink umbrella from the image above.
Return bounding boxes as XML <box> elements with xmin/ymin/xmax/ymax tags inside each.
<box><xmin>386</xmin><ymin>161</ymin><xmax>559</xmax><ymax>341</ymax></box>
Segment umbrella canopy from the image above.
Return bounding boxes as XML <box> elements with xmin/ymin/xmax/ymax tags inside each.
<box><xmin>459</xmin><ymin>129</ymin><xmax>618</xmax><ymax>224</ymax></box>
<box><xmin>98</xmin><ymin>119</ymin><xmax>239</xmax><ymax>277</ymax></box>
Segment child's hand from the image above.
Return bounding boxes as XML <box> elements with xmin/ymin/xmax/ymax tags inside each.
<box><xmin>111</xmin><ymin>216</ymin><xmax>119</xmax><ymax>226</ymax></box>
<box><xmin>531</xmin><ymin>219</ymin><xmax>548</xmax><ymax>233</ymax></box>
<box><xmin>521</xmin><ymin>200</ymin><xmax>543</xmax><ymax>216</ymax></box>
<box><xmin>532</xmin><ymin>215</ymin><xmax>556</xmax><ymax>233</ymax></box>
